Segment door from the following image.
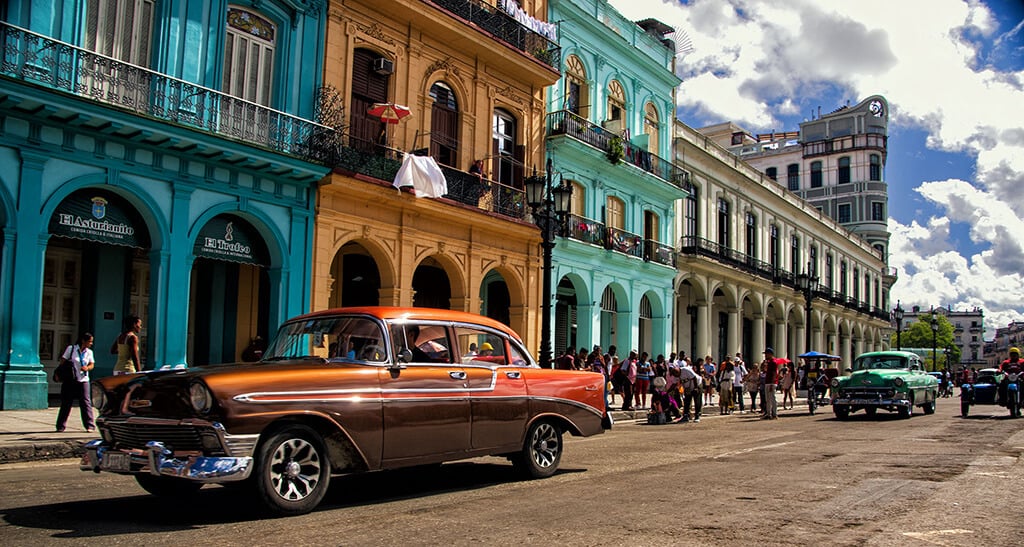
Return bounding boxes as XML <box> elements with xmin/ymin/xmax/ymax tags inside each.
<box><xmin>41</xmin><ymin>248</ymin><xmax>80</xmax><ymax>395</ymax></box>
<box><xmin>379</xmin><ymin>323</ymin><xmax>471</xmax><ymax>463</ymax></box>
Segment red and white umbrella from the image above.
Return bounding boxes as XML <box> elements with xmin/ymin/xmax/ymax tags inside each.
<box><xmin>367</xmin><ymin>102</ymin><xmax>412</xmax><ymax>124</ymax></box>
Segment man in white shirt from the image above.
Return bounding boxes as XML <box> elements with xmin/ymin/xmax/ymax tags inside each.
<box><xmin>732</xmin><ymin>354</ymin><xmax>747</xmax><ymax>413</ymax></box>
<box><xmin>677</xmin><ymin>360</ymin><xmax>703</xmax><ymax>423</ymax></box>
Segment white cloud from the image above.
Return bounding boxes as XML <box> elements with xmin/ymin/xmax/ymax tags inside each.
<box><xmin>607</xmin><ymin>0</ymin><xmax>1024</xmax><ymax>335</ymax></box>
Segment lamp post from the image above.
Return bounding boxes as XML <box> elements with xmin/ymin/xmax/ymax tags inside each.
<box><xmin>930</xmin><ymin>314</ymin><xmax>939</xmax><ymax>372</ymax></box>
<box><xmin>892</xmin><ymin>300</ymin><xmax>904</xmax><ymax>350</ymax></box>
<box><xmin>794</xmin><ymin>266</ymin><xmax>818</xmax><ymax>354</ymax></box>
<box><xmin>525</xmin><ymin>157</ymin><xmax>572</xmax><ymax>369</ymax></box>
<box><xmin>943</xmin><ymin>346</ymin><xmax>951</xmax><ymax>370</ymax></box>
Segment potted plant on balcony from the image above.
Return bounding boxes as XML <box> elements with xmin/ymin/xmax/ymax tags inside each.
<box><xmin>606</xmin><ymin>136</ymin><xmax>624</xmax><ymax>165</ymax></box>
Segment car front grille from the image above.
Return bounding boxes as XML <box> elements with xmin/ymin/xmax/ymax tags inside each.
<box><xmin>839</xmin><ymin>387</ymin><xmax>895</xmax><ymax>399</ymax></box>
<box><xmin>107</xmin><ymin>422</ymin><xmax>205</xmax><ymax>452</ymax></box>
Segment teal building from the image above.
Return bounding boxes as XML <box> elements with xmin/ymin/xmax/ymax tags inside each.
<box><xmin>545</xmin><ymin>0</ymin><xmax>687</xmax><ymax>359</ymax></box>
<box><xmin>0</xmin><ymin>0</ymin><xmax>330</xmax><ymax>408</ymax></box>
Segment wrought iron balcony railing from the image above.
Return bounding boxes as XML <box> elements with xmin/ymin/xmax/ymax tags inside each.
<box><xmin>337</xmin><ymin>134</ymin><xmax>527</xmax><ymax>220</ymax></box>
<box><xmin>563</xmin><ymin>215</ymin><xmax>672</xmax><ymax>264</ymax></box>
<box><xmin>0</xmin><ymin>22</ymin><xmax>331</xmax><ymax>163</ymax></box>
<box><xmin>678</xmin><ymin>235</ymin><xmax>883</xmax><ymax>317</ymax></box>
<box><xmin>566</xmin><ymin>214</ymin><xmax>606</xmax><ymax>247</ymax></box>
<box><xmin>607</xmin><ymin>227</ymin><xmax>644</xmax><ymax>259</ymax></box>
<box><xmin>546</xmin><ymin>110</ymin><xmax>689</xmax><ymax>188</ymax></box>
<box><xmin>430</xmin><ymin>0</ymin><xmax>560</xmax><ymax>69</ymax></box>
<box><xmin>645</xmin><ymin>239</ymin><xmax>676</xmax><ymax>266</ymax></box>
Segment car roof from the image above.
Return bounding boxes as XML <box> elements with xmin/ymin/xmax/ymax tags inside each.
<box><xmin>855</xmin><ymin>351</ymin><xmax>920</xmax><ymax>359</ymax></box>
<box><xmin>286</xmin><ymin>307</ymin><xmax>524</xmax><ymax>342</ymax></box>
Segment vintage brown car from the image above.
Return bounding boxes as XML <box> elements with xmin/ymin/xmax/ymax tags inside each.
<box><xmin>81</xmin><ymin>307</ymin><xmax>607</xmax><ymax>515</ymax></box>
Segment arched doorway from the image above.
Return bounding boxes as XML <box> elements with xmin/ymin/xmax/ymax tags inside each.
<box><xmin>412</xmin><ymin>256</ymin><xmax>451</xmax><ymax>309</ymax></box>
<box><xmin>480</xmin><ymin>270</ymin><xmax>510</xmax><ymax>326</ymax></box>
<box><xmin>43</xmin><ymin>188</ymin><xmax>151</xmax><ymax>387</ymax></box>
<box><xmin>330</xmin><ymin>241</ymin><xmax>381</xmax><ymax>308</ymax></box>
<box><xmin>188</xmin><ymin>214</ymin><xmax>270</xmax><ymax>366</ymax></box>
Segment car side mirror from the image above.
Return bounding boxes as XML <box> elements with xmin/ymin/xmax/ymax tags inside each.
<box><xmin>398</xmin><ymin>348</ymin><xmax>413</xmax><ymax>364</ymax></box>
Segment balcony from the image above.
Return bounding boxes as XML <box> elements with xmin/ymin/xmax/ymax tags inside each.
<box><xmin>678</xmin><ymin>236</ymin><xmax>887</xmax><ymax>319</ymax></box>
<box><xmin>546</xmin><ymin>110</ymin><xmax>689</xmax><ymax>188</ymax></box>
<box><xmin>430</xmin><ymin>0</ymin><xmax>560</xmax><ymax>70</ymax></box>
<box><xmin>333</xmin><ymin>133</ymin><xmax>527</xmax><ymax>220</ymax></box>
<box><xmin>564</xmin><ymin>214</ymin><xmax>673</xmax><ymax>265</ymax></box>
<box><xmin>0</xmin><ymin>22</ymin><xmax>329</xmax><ymax>163</ymax></box>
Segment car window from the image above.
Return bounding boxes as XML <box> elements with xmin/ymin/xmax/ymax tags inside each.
<box><xmin>391</xmin><ymin>323</ymin><xmax>452</xmax><ymax>363</ymax></box>
<box><xmin>264</xmin><ymin>316</ymin><xmax>386</xmax><ymax>362</ymax></box>
<box><xmin>853</xmin><ymin>356</ymin><xmax>908</xmax><ymax>371</ymax></box>
<box><xmin>455</xmin><ymin>326</ymin><xmax>506</xmax><ymax>366</ymax></box>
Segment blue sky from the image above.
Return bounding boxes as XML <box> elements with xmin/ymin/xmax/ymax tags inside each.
<box><xmin>608</xmin><ymin>0</ymin><xmax>1024</xmax><ymax>337</ymax></box>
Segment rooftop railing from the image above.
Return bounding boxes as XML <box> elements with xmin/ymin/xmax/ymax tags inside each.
<box><xmin>430</xmin><ymin>0</ymin><xmax>560</xmax><ymax>69</ymax></box>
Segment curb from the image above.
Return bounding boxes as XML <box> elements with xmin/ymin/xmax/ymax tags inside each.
<box><xmin>0</xmin><ymin>440</ymin><xmax>86</xmax><ymax>465</ymax></box>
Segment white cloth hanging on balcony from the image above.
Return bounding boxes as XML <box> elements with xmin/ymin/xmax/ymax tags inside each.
<box><xmin>393</xmin><ymin>154</ymin><xmax>448</xmax><ymax>198</ymax></box>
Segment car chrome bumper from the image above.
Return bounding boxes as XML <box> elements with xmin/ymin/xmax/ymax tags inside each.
<box><xmin>832</xmin><ymin>397</ymin><xmax>911</xmax><ymax>408</ymax></box>
<box><xmin>80</xmin><ymin>440</ymin><xmax>253</xmax><ymax>482</ymax></box>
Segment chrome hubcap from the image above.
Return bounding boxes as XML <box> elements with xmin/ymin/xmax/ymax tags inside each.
<box><xmin>268</xmin><ymin>438</ymin><xmax>321</xmax><ymax>501</ymax></box>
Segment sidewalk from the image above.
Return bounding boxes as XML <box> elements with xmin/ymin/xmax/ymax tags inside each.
<box><xmin>0</xmin><ymin>406</ymin><xmax>95</xmax><ymax>464</ymax></box>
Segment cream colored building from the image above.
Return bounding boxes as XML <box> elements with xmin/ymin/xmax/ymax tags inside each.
<box><xmin>673</xmin><ymin>120</ymin><xmax>893</xmax><ymax>365</ymax></box>
<box><xmin>312</xmin><ymin>0</ymin><xmax>560</xmax><ymax>348</ymax></box>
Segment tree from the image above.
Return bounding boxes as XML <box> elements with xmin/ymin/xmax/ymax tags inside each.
<box><xmin>889</xmin><ymin>313</ymin><xmax>959</xmax><ymax>370</ymax></box>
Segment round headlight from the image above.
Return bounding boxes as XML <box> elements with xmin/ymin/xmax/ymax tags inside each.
<box><xmin>190</xmin><ymin>381</ymin><xmax>213</xmax><ymax>413</ymax></box>
<box><xmin>90</xmin><ymin>383</ymin><xmax>106</xmax><ymax>410</ymax></box>
<box><xmin>893</xmin><ymin>377</ymin><xmax>905</xmax><ymax>387</ymax></box>
<box><xmin>830</xmin><ymin>378</ymin><xmax>840</xmax><ymax>387</ymax></box>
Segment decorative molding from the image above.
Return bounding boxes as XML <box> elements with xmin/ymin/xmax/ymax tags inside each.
<box><xmin>355</xmin><ymin>21</ymin><xmax>395</xmax><ymax>46</ymax></box>
<box><xmin>494</xmin><ymin>85</ymin><xmax>525</xmax><ymax>106</ymax></box>
<box><xmin>426</xmin><ymin>57</ymin><xmax>460</xmax><ymax>79</ymax></box>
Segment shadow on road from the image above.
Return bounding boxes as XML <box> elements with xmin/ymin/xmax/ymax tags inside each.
<box><xmin>0</xmin><ymin>462</ymin><xmax>587</xmax><ymax>535</ymax></box>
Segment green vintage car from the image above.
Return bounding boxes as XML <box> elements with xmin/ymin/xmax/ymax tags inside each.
<box><xmin>830</xmin><ymin>351</ymin><xmax>939</xmax><ymax>419</ymax></box>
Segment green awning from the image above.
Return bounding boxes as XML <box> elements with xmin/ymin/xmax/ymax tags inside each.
<box><xmin>194</xmin><ymin>215</ymin><xmax>269</xmax><ymax>266</ymax></box>
<box><xmin>49</xmin><ymin>189</ymin><xmax>148</xmax><ymax>248</ymax></box>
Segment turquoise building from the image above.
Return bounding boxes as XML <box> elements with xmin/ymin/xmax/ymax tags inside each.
<box><xmin>545</xmin><ymin>0</ymin><xmax>687</xmax><ymax>359</ymax></box>
<box><xmin>0</xmin><ymin>0</ymin><xmax>330</xmax><ymax>408</ymax></box>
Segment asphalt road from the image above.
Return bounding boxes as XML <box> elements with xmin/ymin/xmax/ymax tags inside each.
<box><xmin>1</xmin><ymin>398</ymin><xmax>1022</xmax><ymax>546</ymax></box>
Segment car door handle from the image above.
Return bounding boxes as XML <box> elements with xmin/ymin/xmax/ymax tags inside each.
<box><xmin>449</xmin><ymin>371</ymin><xmax>467</xmax><ymax>380</ymax></box>
<box><xmin>584</xmin><ymin>385</ymin><xmax>600</xmax><ymax>391</ymax></box>
<box><xmin>505</xmin><ymin>371</ymin><xmax>521</xmax><ymax>379</ymax></box>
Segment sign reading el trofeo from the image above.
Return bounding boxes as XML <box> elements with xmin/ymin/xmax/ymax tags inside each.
<box><xmin>194</xmin><ymin>216</ymin><xmax>265</xmax><ymax>265</ymax></box>
<box><xmin>50</xmin><ymin>194</ymin><xmax>142</xmax><ymax>247</ymax></box>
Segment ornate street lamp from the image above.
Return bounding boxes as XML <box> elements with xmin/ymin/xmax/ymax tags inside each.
<box><xmin>525</xmin><ymin>157</ymin><xmax>572</xmax><ymax>369</ymax></box>
<box><xmin>794</xmin><ymin>266</ymin><xmax>818</xmax><ymax>354</ymax></box>
<box><xmin>892</xmin><ymin>300</ymin><xmax>905</xmax><ymax>350</ymax></box>
<box><xmin>931</xmin><ymin>313</ymin><xmax>939</xmax><ymax>372</ymax></box>
<box><xmin>943</xmin><ymin>346</ymin><xmax>951</xmax><ymax>369</ymax></box>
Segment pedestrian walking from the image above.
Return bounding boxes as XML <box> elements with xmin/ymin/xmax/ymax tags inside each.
<box><xmin>719</xmin><ymin>362</ymin><xmax>735</xmax><ymax>415</ymax></box>
<box><xmin>635</xmin><ymin>351</ymin><xmax>653</xmax><ymax>409</ymax></box>
<box><xmin>110</xmin><ymin>314</ymin><xmax>142</xmax><ymax>374</ymax></box>
<box><xmin>56</xmin><ymin>332</ymin><xmax>96</xmax><ymax>433</ymax></box>
<box><xmin>702</xmin><ymin>355</ymin><xmax>717</xmax><ymax>406</ymax></box>
<box><xmin>762</xmin><ymin>348</ymin><xmax>779</xmax><ymax>419</ymax></box>
<box><xmin>744</xmin><ymin>361</ymin><xmax>761</xmax><ymax>413</ymax></box>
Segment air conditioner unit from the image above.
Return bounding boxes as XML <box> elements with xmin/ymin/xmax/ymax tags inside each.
<box><xmin>373</xmin><ymin>58</ymin><xmax>394</xmax><ymax>75</ymax></box>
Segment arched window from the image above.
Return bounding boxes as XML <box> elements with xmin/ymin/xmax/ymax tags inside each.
<box><xmin>643</xmin><ymin>102</ymin><xmax>659</xmax><ymax>152</ymax></box>
<box><xmin>429</xmin><ymin>81</ymin><xmax>458</xmax><ymax>167</ymax></box>
<box><xmin>838</xmin><ymin>156</ymin><xmax>851</xmax><ymax>184</ymax></box>
<box><xmin>565</xmin><ymin>55</ymin><xmax>589</xmax><ymax>118</ymax></box>
<box><xmin>869</xmin><ymin>154</ymin><xmax>881</xmax><ymax>181</ymax></box>
<box><xmin>492</xmin><ymin>108</ymin><xmax>521</xmax><ymax>186</ymax></box>
<box><xmin>607</xmin><ymin>80</ymin><xmax>625</xmax><ymax>127</ymax></box>
<box><xmin>810</xmin><ymin>161</ymin><xmax>823</xmax><ymax>188</ymax></box>
<box><xmin>224</xmin><ymin>6</ymin><xmax>277</xmax><ymax>106</ymax></box>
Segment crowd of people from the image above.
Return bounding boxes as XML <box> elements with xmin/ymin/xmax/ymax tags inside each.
<box><xmin>555</xmin><ymin>345</ymin><xmax>803</xmax><ymax>422</ymax></box>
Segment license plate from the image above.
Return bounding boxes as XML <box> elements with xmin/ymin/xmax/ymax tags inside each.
<box><xmin>849</xmin><ymin>399</ymin><xmax>879</xmax><ymax>405</ymax></box>
<box><xmin>103</xmin><ymin>452</ymin><xmax>131</xmax><ymax>472</ymax></box>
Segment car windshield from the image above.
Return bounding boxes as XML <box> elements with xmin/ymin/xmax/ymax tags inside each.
<box><xmin>853</xmin><ymin>355</ymin><xmax>908</xmax><ymax>371</ymax></box>
<box><xmin>263</xmin><ymin>315</ymin><xmax>388</xmax><ymax>363</ymax></box>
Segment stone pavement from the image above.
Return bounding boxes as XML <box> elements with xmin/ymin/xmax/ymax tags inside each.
<box><xmin>0</xmin><ymin>394</ymin><xmax>814</xmax><ymax>465</ymax></box>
